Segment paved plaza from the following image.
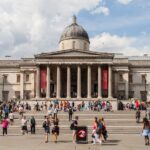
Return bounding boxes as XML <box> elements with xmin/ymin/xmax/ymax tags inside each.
<box><xmin>0</xmin><ymin>134</ymin><xmax>149</xmax><ymax>150</ymax></box>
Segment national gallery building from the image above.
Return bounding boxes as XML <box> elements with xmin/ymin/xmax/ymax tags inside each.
<box><xmin>0</xmin><ymin>16</ymin><xmax>150</xmax><ymax>102</ymax></box>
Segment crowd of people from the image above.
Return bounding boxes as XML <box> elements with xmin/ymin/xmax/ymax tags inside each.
<box><xmin>0</xmin><ymin>99</ymin><xmax>149</xmax><ymax>146</ymax></box>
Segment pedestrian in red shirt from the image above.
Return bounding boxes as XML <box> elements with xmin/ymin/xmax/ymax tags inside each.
<box><xmin>2</xmin><ymin>117</ymin><xmax>9</xmax><ymax>136</ymax></box>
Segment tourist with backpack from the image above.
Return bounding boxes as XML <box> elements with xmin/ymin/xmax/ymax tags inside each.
<box><xmin>70</xmin><ymin>116</ymin><xmax>78</xmax><ymax>144</ymax></box>
<box><xmin>96</xmin><ymin>118</ymin><xmax>104</xmax><ymax>143</ymax></box>
<box><xmin>100</xmin><ymin>117</ymin><xmax>108</xmax><ymax>141</ymax></box>
<box><xmin>30</xmin><ymin>116</ymin><xmax>36</xmax><ymax>134</ymax></box>
<box><xmin>43</xmin><ymin>116</ymin><xmax>51</xmax><ymax>143</ymax></box>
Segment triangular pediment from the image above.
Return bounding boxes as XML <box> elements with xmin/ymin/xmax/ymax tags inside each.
<box><xmin>35</xmin><ymin>49</ymin><xmax>114</xmax><ymax>59</ymax></box>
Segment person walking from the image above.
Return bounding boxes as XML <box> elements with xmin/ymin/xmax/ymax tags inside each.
<box><xmin>68</xmin><ymin>107</ymin><xmax>73</xmax><ymax>121</ymax></box>
<box><xmin>142</xmin><ymin>117</ymin><xmax>150</xmax><ymax>145</ymax></box>
<box><xmin>4</xmin><ymin>106</ymin><xmax>9</xmax><ymax>118</ymax></box>
<box><xmin>43</xmin><ymin>116</ymin><xmax>51</xmax><ymax>143</ymax></box>
<box><xmin>146</xmin><ymin>104</ymin><xmax>150</xmax><ymax>120</ymax></box>
<box><xmin>54</xmin><ymin>105</ymin><xmax>58</xmax><ymax>119</ymax></box>
<box><xmin>92</xmin><ymin>117</ymin><xmax>102</xmax><ymax>144</ymax></box>
<box><xmin>2</xmin><ymin>117</ymin><xmax>9</xmax><ymax>136</ymax></box>
<box><xmin>136</xmin><ymin>109</ymin><xmax>141</xmax><ymax>123</ymax></box>
<box><xmin>21</xmin><ymin>116</ymin><xmax>29</xmax><ymax>135</ymax></box>
<box><xmin>30</xmin><ymin>116</ymin><xmax>36</xmax><ymax>134</ymax></box>
<box><xmin>101</xmin><ymin>117</ymin><xmax>108</xmax><ymax>141</ymax></box>
<box><xmin>70</xmin><ymin>116</ymin><xmax>78</xmax><ymax>144</ymax></box>
<box><xmin>9</xmin><ymin>111</ymin><xmax>14</xmax><ymax>125</ymax></box>
<box><xmin>52</xmin><ymin>117</ymin><xmax>59</xmax><ymax>143</ymax></box>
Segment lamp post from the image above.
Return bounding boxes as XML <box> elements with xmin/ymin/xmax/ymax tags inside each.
<box><xmin>2</xmin><ymin>74</ymin><xmax>5</xmax><ymax>102</ymax></box>
<box><xmin>144</xmin><ymin>74</ymin><xmax>147</xmax><ymax>101</ymax></box>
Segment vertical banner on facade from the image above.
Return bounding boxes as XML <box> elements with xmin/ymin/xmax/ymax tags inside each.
<box><xmin>40</xmin><ymin>68</ymin><xmax>47</xmax><ymax>92</ymax></box>
<box><xmin>102</xmin><ymin>68</ymin><xmax>108</xmax><ymax>90</ymax></box>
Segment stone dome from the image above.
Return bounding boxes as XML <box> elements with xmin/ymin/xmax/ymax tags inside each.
<box><xmin>59</xmin><ymin>16</ymin><xmax>90</xmax><ymax>43</ymax></box>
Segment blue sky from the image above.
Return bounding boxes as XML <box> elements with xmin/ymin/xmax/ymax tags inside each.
<box><xmin>80</xmin><ymin>0</ymin><xmax>150</xmax><ymax>37</ymax></box>
<box><xmin>0</xmin><ymin>0</ymin><xmax>150</xmax><ymax>57</ymax></box>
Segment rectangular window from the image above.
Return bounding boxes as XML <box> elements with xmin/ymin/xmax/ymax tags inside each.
<box><xmin>3</xmin><ymin>74</ymin><xmax>8</xmax><ymax>83</ymax></box>
<box><xmin>26</xmin><ymin>74</ymin><xmax>30</xmax><ymax>82</ymax></box>
<box><xmin>141</xmin><ymin>74</ymin><xmax>146</xmax><ymax>84</ymax></box>
<box><xmin>24</xmin><ymin>90</ymin><xmax>31</xmax><ymax>100</ymax></box>
<box><xmin>16</xmin><ymin>74</ymin><xmax>20</xmax><ymax>83</ymax></box>
<box><xmin>129</xmin><ymin>91</ymin><xmax>134</xmax><ymax>98</ymax></box>
<box><xmin>119</xmin><ymin>74</ymin><xmax>123</xmax><ymax>82</ymax></box>
<box><xmin>15</xmin><ymin>91</ymin><xmax>20</xmax><ymax>99</ymax></box>
<box><xmin>2</xmin><ymin>91</ymin><xmax>9</xmax><ymax>101</ymax></box>
<box><xmin>129</xmin><ymin>74</ymin><xmax>133</xmax><ymax>83</ymax></box>
<box><xmin>140</xmin><ymin>91</ymin><xmax>147</xmax><ymax>101</ymax></box>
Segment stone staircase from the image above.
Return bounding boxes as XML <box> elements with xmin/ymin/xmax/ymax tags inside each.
<box><xmin>5</xmin><ymin>110</ymin><xmax>145</xmax><ymax>135</ymax></box>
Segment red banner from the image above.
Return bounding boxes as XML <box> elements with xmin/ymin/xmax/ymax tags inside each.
<box><xmin>102</xmin><ymin>68</ymin><xmax>108</xmax><ymax>90</ymax></box>
<box><xmin>40</xmin><ymin>68</ymin><xmax>47</xmax><ymax>91</ymax></box>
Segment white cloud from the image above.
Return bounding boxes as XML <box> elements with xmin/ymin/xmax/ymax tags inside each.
<box><xmin>0</xmin><ymin>0</ymin><xmax>100</xmax><ymax>58</ymax></box>
<box><xmin>90</xmin><ymin>32</ymin><xmax>150</xmax><ymax>56</ymax></box>
<box><xmin>91</xmin><ymin>6</ymin><xmax>110</xmax><ymax>15</ymax></box>
<box><xmin>117</xmin><ymin>0</ymin><xmax>133</xmax><ymax>5</ymax></box>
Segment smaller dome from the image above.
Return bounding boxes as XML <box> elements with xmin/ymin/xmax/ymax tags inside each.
<box><xmin>59</xmin><ymin>16</ymin><xmax>90</xmax><ymax>43</ymax></box>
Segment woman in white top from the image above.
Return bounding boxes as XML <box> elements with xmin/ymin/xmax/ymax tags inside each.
<box><xmin>9</xmin><ymin>111</ymin><xmax>14</xmax><ymax>125</ymax></box>
<box><xmin>21</xmin><ymin>116</ymin><xmax>28</xmax><ymax>135</ymax></box>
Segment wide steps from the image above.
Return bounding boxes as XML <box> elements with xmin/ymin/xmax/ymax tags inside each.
<box><xmin>5</xmin><ymin>110</ymin><xmax>145</xmax><ymax>135</ymax></box>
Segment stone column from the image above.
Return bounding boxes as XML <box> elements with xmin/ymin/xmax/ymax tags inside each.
<box><xmin>77</xmin><ymin>65</ymin><xmax>81</xmax><ymax>99</ymax></box>
<box><xmin>108</xmin><ymin>65</ymin><xmax>112</xmax><ymax>98</ymax></box>
<box><xmin>87</xmin><ymin>65</ymin><xmax>91</xmax><ymax>98</ymax></box>
<box><xmin>20</xmin><ymin>72</ymin><xmax>24</xmax><ymax>99</ymax></box>
<box><xmin>36</xmin><ymin>66</ymin><xmax>40</xmax><ymax>98</ymax></box>
<box><xmin>46</xmin><ymin>65</ymin><xmax>50</xmax><ymax>98</ymax></box>
<box><xmin>67</xmin><ymin>66</ymin><xmax>71</xmax><ymax>98</ymax></box>
<box><xmin>56</xmin><ymin>65</ymin><xmax>61</xmax><ymax>99</ymax></box>
<box><xmin>125</xmin><ymin>72</ymin><xmax>129</xmax><ymax>100</ymax></box>
<box><xmin>98</xmin><ymin>66</ymin><xmax>102</xmax><ymax>98</ymax></box>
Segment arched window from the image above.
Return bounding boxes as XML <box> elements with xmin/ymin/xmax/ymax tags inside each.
<box><xmin>62</xmin><ymin>43</ymin><xmax>64</xmax><ymax>49</ymax></box>
<box><xmin>72</xmin><ymin>41</ymin><xmax>75</xmax><ymax>49</ymax></box>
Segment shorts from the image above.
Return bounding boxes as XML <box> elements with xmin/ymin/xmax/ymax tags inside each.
<box><xmin>142</xmin><ymin>129</ymin><xmax>150</xmax><ymax>136</ymax></box>
<box><xmin>22</xmin><ymin>126</ymin><xmax>27</xmax><ymax>131</ymax></box>
<box><xmin>52</xmin><ymin>127</ymin><xmax>59</xmax><ymax>135</ymax></box>
<box><xmin>44</xmin><ymin>127</ymin><xmax>50</xmax><ymax>134</ymax></box>
<box><xmin>72</xmin><ymin>130</ymin><xmax>77</xmax><ymax>135</ymax></box>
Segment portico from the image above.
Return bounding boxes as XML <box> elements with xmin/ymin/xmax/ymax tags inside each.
<box><xmin>35</xmin><ymin>51</ymin><xmax>113</xmax><ymax>100</ymax></box>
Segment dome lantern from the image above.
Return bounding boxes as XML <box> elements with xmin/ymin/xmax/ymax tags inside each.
<box><xmin>72</xmin><ymin>15</ymin><xmax>76</xmax><ymax>24</ymax></box>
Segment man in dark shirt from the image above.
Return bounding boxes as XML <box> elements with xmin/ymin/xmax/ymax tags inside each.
<box><xmin>68</xmin><ymin>107</ymin><xmax>73</xmax><ymax>121</ymax></box>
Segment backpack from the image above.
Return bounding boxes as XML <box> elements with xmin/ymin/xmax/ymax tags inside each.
<box><xmin>96</xmin><ymin>123</ymin><xmax>103</xmax><ymax>134</ymax></box>
<box><xmin>70</xmin><ymin>121</ymin><xmax>75</xmax><ymax>130</ymax></box>
<box><xmin>42</xmin><ymin>121</ymin><xmax>46</xmax><ymax>128</ymax></box>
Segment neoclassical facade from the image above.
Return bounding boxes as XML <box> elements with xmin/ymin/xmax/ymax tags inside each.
<box><xmin>0</xmin><ymin>16</ymin><xmax>150</xmax><ymax>102</ymax></box>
